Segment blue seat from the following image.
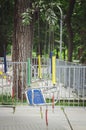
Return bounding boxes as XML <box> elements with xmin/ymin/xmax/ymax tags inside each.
<box><xmin>26</xmin><ymin>89</ymin><xmax>45</xmax><ymax>105</ymax></box>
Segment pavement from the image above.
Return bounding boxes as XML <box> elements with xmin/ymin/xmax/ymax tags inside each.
<box><xmin>0</xmin><ymin>106</ymin><xmax>86</xmax><ymax>130</ymax></box>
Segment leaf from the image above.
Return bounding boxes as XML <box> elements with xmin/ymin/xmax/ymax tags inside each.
<box><xmin>21</xmin><ymin>8</ymin><xmax>32</xmax><ymax>25</ymax></box>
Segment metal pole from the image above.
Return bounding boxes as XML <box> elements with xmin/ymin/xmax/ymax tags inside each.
<box><xmin>57</xmin><ymin>5</ymin><xmax>63</xmax><ymax>59</ymax></box>
<box><xmin>27</xmin><ymin>58</ymin><xmax>31</xmax><ymax>87</ymax></box>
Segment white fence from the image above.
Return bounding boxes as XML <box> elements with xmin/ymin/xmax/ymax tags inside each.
<box><xmin>56</xmin><ymin>60</ymin><xmax>86</xmax><ymax>97</ymax></box>
<box><xmin>0</xmin><ymin>58</ymin><xmax>86</xmax><ymax>106</ymax></box>
<box><xmin>0</xmin><ymin>61</ymin><xmax>27</xmax><ymax>103</ymax></box>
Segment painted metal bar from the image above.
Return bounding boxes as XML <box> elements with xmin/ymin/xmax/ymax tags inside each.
<box><xmin>27</xmin><ymin>58</ymin><xmax>31</xmax><ymax>87</ymax></box>
<box><xmin>38</xmin><ymin>55</ymin><xmax>42</xmax><ymax>79</ymax></box>
<box><xmin>52</xmin><ymin>56</ymin><xmax>56</xmax><ymax>85</ymax></box>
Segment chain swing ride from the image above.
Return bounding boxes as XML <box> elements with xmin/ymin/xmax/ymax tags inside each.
<box><xmin>25</xmin><ymin>1</ymin><xmax>62</xmax><ymax>126</ymax></box>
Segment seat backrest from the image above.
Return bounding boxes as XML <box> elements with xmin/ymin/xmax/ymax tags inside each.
<box><xmin>25</xmin><ymin>89</ymin><xmax>45</xmax><ymax>105</ymax></box>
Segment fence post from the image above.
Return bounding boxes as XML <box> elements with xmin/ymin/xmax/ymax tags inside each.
<box><xmin>52</xmin><ymin>56</ymin><xmax>56</xmax><ymax>85</ymax></box>
<box><xmin>38</xmin><ymin>55</ymin><xmax>42</xmax><ymax>79</ymax></box>
<box><xmin>27</xmin><ymin>58</ymin><xmax>31</xmax><ymax>87</ymax></box>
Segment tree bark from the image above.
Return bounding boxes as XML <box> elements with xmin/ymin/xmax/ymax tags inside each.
<box><xmin>65</xmin><ymin>0</ymin><xmax>76</xmax><ymax>62</ymax></box>
<box><xmin>12</xmin><ymin>0</ymin><xmax>33</xmax><ymax>99</ymax></box>
<box><xmin>13</xmin><ymin>0</ymin><xmax>33</xmax><ymax>62</ymax></box>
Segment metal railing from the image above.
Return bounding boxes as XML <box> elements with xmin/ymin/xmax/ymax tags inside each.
<box><xmin>0</xmin><ymin>58</ymin><xmax>86</xmax><ymax>107</ymax></box>
<box><xmin>0</xmin><ymin>61</ymin><xmax>27</xmax><ymax>104</ymax></box>
<box><xmin>56</xmin><ymin>59</ymin><xmax>86</xmax><ymax>106</ymax></box>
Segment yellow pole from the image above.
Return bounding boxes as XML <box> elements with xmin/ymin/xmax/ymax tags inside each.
<box><xmin>52</xmin><ymin>56</ymin><xmax>56</xmax><ymax>85</ymax></box>
<box><xmin>38</xmin><ymin>55</ymin><xmax>42</xmax><ymax>79</ymax></box>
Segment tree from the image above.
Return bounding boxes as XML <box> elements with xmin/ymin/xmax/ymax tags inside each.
<box><xmin>75</xmin><ymin>0</ymin><xmax>86</xmax><ymax>63</ymax></box>
<box><xmin>0</xmin><ymin>0</ymin><xmax>13</xmax><ymax>57</ymax></box>
<box><xmin>13</xmin><ymin>0</ymin><xmax>34</xmax><ymax>62</ymax></box>
<box><xmin>1</xmin><ymin>0</ymin><xmax>85</xmax><ymax>99</ymax></box>
<box><xmin>12</xmin><ymin>0</ymin><xmax>34</xmax><ymax>99</ymax></box>
<box><xmin>12</xmin><ymin>0</ymin><xmax>60</xmax><ymax>99</ymax></box>
<box><xmin>65</xmin><ymin>0</ymin><xmax>76</xmax><ymax>61</ymax></box>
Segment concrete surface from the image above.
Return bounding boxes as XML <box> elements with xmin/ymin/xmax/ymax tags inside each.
<box><xmin>0</xmin><ymin>106</ymin><xmax>86</xmax><ymax>130</ymax></box>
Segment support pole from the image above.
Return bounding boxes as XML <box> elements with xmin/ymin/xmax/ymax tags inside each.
<box><xmin>38</xmin><ymin>55</ymin><xmax>42</xmax><ymax>79</ymax></box>
<box><xmin>52</xmin><ymin>93</ymin><xmax>54</xmax><ymax>112</ymax></box>
<box><xmin>52</xmin><ymin>56</ymin><xmax>56</xmax><ymax>85</ymax></box>
<box><xmin>3</xmin><ymin>45</ymin><xmax>7</xmax><ymax>73</ymax></box>
<box><xmin>40</xmin><ymin>106</ymin><xmax>43</xmax><ymax>119</ymax></box>
<box><xmin>49</xmin><ymin>52</ymin><xmax>53</xmax><ymax>79</ymax></box>
<box><xmin>56</xmin><ymin>5</ymin><xmax>63</xmax><ymax>59</ymax></box>
<box><xmin>45</xmin><ymin>106</ymin><xmax>48</xmax><ymax>126</ymax></box>
<box><xmin>27</xmin><ymin>58</ymin><xmax>31</xmax><ymax>87</ymax></box>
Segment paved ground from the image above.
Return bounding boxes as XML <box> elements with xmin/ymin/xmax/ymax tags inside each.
<box><xmin>0</xmin><ymin>106</ymin><xmax>86</xmax><ymax>130</ymax></box>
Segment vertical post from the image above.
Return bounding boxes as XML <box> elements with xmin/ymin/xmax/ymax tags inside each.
<box><xmin>45</xmin><ymin>106</ymin><xmax>48</xmax><ymax>126</ymax></box>
<box><xmin>52</xmin><ymin>56</ymin><xmax>56</xmax><ymax>85</ymax></box>
<box><xmin>60</xmin><ymin>10</ymin><xmax>62</xmax><ymax>59</ymax></box>
<box><xmin>3</xmin><ymin>44</ymin><xmax>7</xmax><ymax>73</ymax></box>
<box><xmin>27</xmin><ymin>58</ymin><xmax>31</xmax><ymax>87</ymax></box>
<box><xmin>38</xmin><ymin>55</ymin><xmax>42</xmax><ymax>79</ymax></box>
<box><xmin>40</xmin><ymin>106</ymin><xmax>43</xmax><ymax>119</ymax></box>
<box><xmin>57</xmin><ymin>5</ymin><xmax>63</xmax><ymax>59</ymax></box>
<box><xmin>50</xmin><ymin>52</ymin><xmax>53</xmax><ymax>74</ymax></box>
<box><xmin>52</xmin><ymin>93</ymin><xmax>54</xmax><ymax>112</ymax></box>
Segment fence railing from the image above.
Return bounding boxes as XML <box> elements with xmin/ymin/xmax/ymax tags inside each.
<box><xmin>0</xmin><ymin>61</ymin><xmax>27</xmax><ymax>104</ymax></box>
<box><xmin>0</xmin><ymin>58</ymin><xmax>86</xmax><ymax>107</ymax></box>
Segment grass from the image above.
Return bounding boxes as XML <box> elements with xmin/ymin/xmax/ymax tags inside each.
<box><xmin>46</xmin><ymin>98</ymin><xmax>86</xmax><ymax>106</ymax></box>
<box><xmin>0</xmin><ymin>94</ymin><xmax>16</xmax><ymax>105</ymax></box>
<box><xmin>0</xmin><ymin>94</ymin><xmax>28</xmax><ymax>105</ymax></box>
<box><xmin>0</xmin><ymin>95</ymin><xmax>86</xmax><ymax>106</ymax></box>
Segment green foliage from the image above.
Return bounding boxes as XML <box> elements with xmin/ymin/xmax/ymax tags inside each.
<box><xmin>0</xmin><ymin>0</ymin><xmax>86</xmax><ymax>62</ymax></box>
<box><xmin>80</xmin><ymin>51</ymin><xmax>86</xmax><ymax>64</ymax></box>
<box><xmin>0</xmin><ymin>94</ymin><xmax>13</xmax><ymax>105</ymax></box>
<box><xmin>22</xmin><ymin>9</ymin><xmax>32</xmax><ymax>25</ymax></box>
<box><xmin>0</xmin><ymin>0</ymin><xmax>14</xmax><ymax>56</ymax></box>
<box><xmin>21</xmin><ymin>0</ymin><xmax>59</xmax><ymax>27</ymax></box>
<box><xmin>45</xmin><ymin>8</ymin><xmax>57</xmax><ymax>26</ymax></box>
<box><xmin>72</xmin><ymin>0</ymin><xmax>86</xmax><ymax>62</ymax></box>
<box><xmin>7</xmin><ymin>44</ymin><xmax>11</xmax><ymax>55</ymax></box>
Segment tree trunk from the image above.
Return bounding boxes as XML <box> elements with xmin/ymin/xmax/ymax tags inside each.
<box><xmin>66</xmin><ymin>21</ymin><xmax>73</xmax><ymax>62</ymax></box>
<box><xmin>66</xmin><ymin>0</ymin><xmax>76</xmax><ymax>62</ymax></box>
<box><xmin>12</xmin><ymin>0</ymin><xmax>33</xmax><ymax>99</ymax></box>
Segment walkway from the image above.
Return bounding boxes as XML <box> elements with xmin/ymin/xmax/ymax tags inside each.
<box><xmin>0</xmin><ymin>106</ymin><xmax>86</xmax><ymax>130</ymax></box>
